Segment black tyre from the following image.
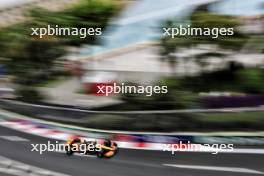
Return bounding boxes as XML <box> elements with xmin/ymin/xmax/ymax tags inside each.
<box><xmin>66</xmin><ymin>146</ymin><xmax>74</xmax><ymax>156</ymax></box>
<box><xmin>96</xmin><ymin>151</ymin><xmax>104</xmax><ymax>158</ymax></box>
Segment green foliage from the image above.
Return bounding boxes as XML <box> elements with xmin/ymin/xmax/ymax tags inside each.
<box><xmin>120</xmin><ymin>79</ymin><xmax>198</xmax><ymax>110</ymax></box>
<box><xmin>188</xmin><ymin>12</ymin><xmax>246</xmax><ymax>49</ymax></box>
<box><xmin>27</xmin><ymin>0</ymin><xmax>121</xmax><ymax>45</ymax></box>
<box><xmin>174</xmin><ymin>66</ymin><xmax>264</xmax><ymax>94</ymax></box>
<box><xmin>0</xmin><ymin>0</ymin><xmax>122</xmax><ymax>101</ymax></box>
<box><xmin>159</xmin><ymin>11</ymin><xmax>250</xmax><ymax>70</ymax></box>
<box><xmin>15</xmin><ymin>86</ymin><xmax>45</xmax><ymax>103</ymax></box>
<box><xmin>237</xmin><ymin>68</ymin><xmax>264</xmax><ymax>93</ymax></box>
<box><xmin>189</xmin><ymin>12</ymin><xmax>248</xmax><ymax>49</ymax></box>
<box><xmin>195</xmin><ymin>112</ymin><xmax>264</xmax><ymax>131</ymax></box>
<box><xmin>157</xmin><ymin>10</ymin><xmax>264</xmax><ymax>105</ymax></box>
<box><xmin>0</xmin><ymin>24</ymin><xmax>64</xmax><ymax>84</ymax></box>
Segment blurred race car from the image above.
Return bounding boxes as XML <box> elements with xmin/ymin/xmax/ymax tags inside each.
<box><xmin>65</xmin><ymin>137</ymin><xmax>118</xmax><ymax>158</ymax></box>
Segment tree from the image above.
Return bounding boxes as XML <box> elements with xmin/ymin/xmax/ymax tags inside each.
<box><xmin>0</xmin><ymin>0</ymin><xmax>123</xmax><ymax>102</ymax></box>
<box><xmin>159</xmin><ymin>11</ymin><xmax>249</xmax><ymax>74</ymax></box>
<box><xmin>27</xmin><ymin>0</ymin><xmax>122</xmax><ymax>46</ymax></box>
<box><xmin>0</xmin><ymin>24</ymin><xmax>64</xmax><ymax>85</ymax></box>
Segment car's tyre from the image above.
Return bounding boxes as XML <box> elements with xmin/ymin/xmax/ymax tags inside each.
<box><xmin>114</xmin><ymin>147</ymin><xmax>119</xmax><ymax>155</ymax></box>
<box><xmin>96</xmin><ymin>152</ymin><xmax>104</xmax><ymax>158</ymax></box>
<box><xmin>66</xmin><ymin>146</ymin><xmax>74</xmax><ymax>156</ymax></box>
<box><xmin>113</xmin><ymin>143</ymin><xmax>119</xmax><ymax>154</ymax></box>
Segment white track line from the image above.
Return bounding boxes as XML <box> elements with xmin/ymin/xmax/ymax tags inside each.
<box><xmin>163</xmin><ymin>164</ymin><xmax>264</xmax><ymax>175</ymax></box>
<box><xmin>0</xmin><ymin>136</ymin><xmax>29</xmax><ymax>142</ymax></box>
<box><xmin>228</xmin><ymin>148</ymin><xmax>264</xmax><ymax>154</ymax></box>
<box><xmin>0</xmin><ymin>155</ymin><xmax>71</xmax><ymax>176</ymax></box>
<box><xmin>0</xmin><ymin>168</ymin><xmax>25</xmax><ymax>176</ymax></box>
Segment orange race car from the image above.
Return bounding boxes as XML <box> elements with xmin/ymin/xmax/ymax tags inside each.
<box><xmin>65</xmin><ymin>137</ymin><xmax>119</xmax><ymax>158</ymax></box>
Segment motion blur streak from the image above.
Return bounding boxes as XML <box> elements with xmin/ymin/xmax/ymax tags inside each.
<box><xmin>0</xmin><ymin>126</ymin><xmax>264</xmax><ymax>176</ymax></box>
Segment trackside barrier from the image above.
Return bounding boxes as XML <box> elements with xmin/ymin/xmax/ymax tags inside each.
<box><xmin>1</xmin><ymin>108</ymin><xmax>264</xmax><ymax>150</ymax></box>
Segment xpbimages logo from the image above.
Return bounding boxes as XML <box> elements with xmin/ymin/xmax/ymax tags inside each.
<box><xmin>163</xmin><ymin>25</ymin><xmax>234</xmax><ymax>39</ymax></box>
<box><xmin>31</xmin><ymin>141</ymin><xmax>102</xmax><ymax>155</ymax></box>
<box><xmin>96</xmin><ymin>83</ymin><xmax>168</xmax><ymax>96</ymax></box>
<box><xmin>31</xmin><ymin>25</ymin><xmax>102</xmax><ymax>38</ymax></box>
<box><xmin>163</xmin><ymin>141</ymin><xmax>234</xmax><ymax>155</ymax></box>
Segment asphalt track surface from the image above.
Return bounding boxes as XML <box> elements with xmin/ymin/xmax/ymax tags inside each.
<box><xmin>0</xmin><ymin>126</ymin><xmax>264</xmax><ymax>176</ymax></box>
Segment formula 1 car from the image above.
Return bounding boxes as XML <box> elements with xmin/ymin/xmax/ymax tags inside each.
<box><xmin>65</xmin><ymin>137</ymin><xmax>119</xmax><ymax>158</ymax></box>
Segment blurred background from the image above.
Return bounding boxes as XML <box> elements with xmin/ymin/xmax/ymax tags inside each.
<box><xmin>1</xmin><ymin>0</ymin><xmax>264</xmax><ymax>131</ymax></box>
<box><xmin>0</xmin><ymin>0</ymin><xmax>264</xmax><ymax>176</ymax></box>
